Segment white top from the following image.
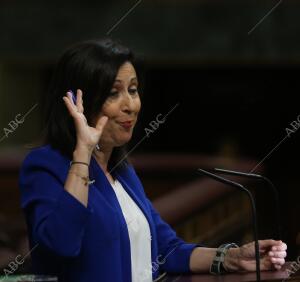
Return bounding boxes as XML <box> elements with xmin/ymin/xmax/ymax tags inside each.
<box><xmin>110</xmin><ymin>179</ymin><xmax>152</xmax><ymax>282</ymax></box>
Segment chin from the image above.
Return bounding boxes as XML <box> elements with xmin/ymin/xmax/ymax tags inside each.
<box><xmin>115</xmin><ymin>135</ymin><xmax>132</xmax><ymax>147</ymax></box>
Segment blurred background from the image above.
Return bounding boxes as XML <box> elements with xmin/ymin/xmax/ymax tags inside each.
<box><xmin>0</xmin><ymin>0</ymin><xmax>300</xmax><ymax>275</ymax></box>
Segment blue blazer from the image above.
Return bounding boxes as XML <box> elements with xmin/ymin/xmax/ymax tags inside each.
<box><xmin>19</xmin><ymin>145</ymin><xmax>200</xmax><ymax>282</ymax></box>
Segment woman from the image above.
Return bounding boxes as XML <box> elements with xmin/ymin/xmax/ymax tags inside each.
<box><xmin>19</xmin><ymin>38</ymin><xmax>287</xmax><ymax>282</ymax></box>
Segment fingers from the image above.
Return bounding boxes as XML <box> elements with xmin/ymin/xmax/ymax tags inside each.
<box><xmin>258</xmin><ymin>239</ymin><xmax>278</xmax><ymax>249</ymax></box>
<box><xmin>252</xmin><ymin>240</ymin><xmax>287</xmax><ymax>271</ymax></box>
<box><xmin>271</xmin><ymin>242</ymin><xmax>287</xmax><ymax>252</ymax></box>
<box><xmin>274</xmin><ymin>264</ymin><xmax>282</xmax><ymax>270</ymax></box>
<box><xmin>268</xmin><ymin>251</ymin><xmax>287</xmax><ymax>259</ymax></box>
<box><xmin>95</xmin><ymin>116</ymin><xmax>108</xmax><ymax>132</ymax></box>
<box><xmin>268</xmin><ymin>245</ymin><xmax>287</xmax><ymax>270</ymax></box>
<box><xmin>63</xmin><ymin>89</ymin><xmax>84</xmax><ymax>116</ymax></box>
<box><xmin>269</xmin><ymin>257</ymin><xmax>285</xmax><ymax>265</ymax></box>
<box><xmin>259</xmin><ymin>254</ymin><xmax>285</xmax><ymax>272</ymax></box>
<box><xmin>63</xmin><ymin>93</ymin><xmax>78</xmax><ymax>116</ymax></box>
<box><xmin>76</xmin><ymin>89</ymin><xmax>84</xmax><ymax>113</ymax></box>
<box><xmin>267</xmin><ymin>242</ymin><xmax>287</xmax><ymax>270</ymax></box>
<box><xmin>259</xmin><ymin>239</ymin><xmax>287</xmax><ymax>251</ymax></box>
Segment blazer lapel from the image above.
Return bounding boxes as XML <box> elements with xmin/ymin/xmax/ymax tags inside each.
<box><xmin>89</xmin><ymin>156</ymin><xmax>121</xmax><ymax>211</ymax></box>
<box><xmin>115</xmin><ymin>170</ymin><xmax>161</xmax><ymax>280</ymax></box>
<box><xmin>89</xmin><ymin>158</ymin><xmax>159</xmax><ymax>280</ymax></box>
<box><xmin>116</xmin><ymin>173</ymin><xmax>157</xmax><ymax>240</ymax></box>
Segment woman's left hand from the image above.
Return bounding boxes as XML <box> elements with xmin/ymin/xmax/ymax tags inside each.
<box><xmin>224</xmin><ymin>239</ymin><xmax>287</xmax><ymax>272</ymax></box>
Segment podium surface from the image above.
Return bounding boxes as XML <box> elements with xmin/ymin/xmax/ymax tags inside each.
<box><xmin>164</xmin><ymin>263</ymin><xmax>299</xmax><ymax>282</ymax></box>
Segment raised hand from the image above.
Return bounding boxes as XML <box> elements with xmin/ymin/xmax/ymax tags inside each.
<box><xmin>62</xmin><ymin>89</ymin><xmax>108</xmax><ymax>154</ymax></box>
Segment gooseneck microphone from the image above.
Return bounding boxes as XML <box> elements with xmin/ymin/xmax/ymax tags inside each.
<box><xmin>197</xmin><ymin>168</ymin><xmax>261</xmax><ymax>282</ymax></box>
<box><xmin>214</xmin><ymin>168</ymin><xmax>281</xmax><ymax>240</ymax></box>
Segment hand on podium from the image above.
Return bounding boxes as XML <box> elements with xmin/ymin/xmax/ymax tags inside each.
<box><xmin>224</xmin><ymin>239</ymin><xmax>287</xmax><ymax>272</ymax></box>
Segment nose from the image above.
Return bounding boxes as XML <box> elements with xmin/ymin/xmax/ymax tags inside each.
<box><xmin>121</xmin><ymin>92</ymin><xmax>135</xmax><ymax>115</ymax></box>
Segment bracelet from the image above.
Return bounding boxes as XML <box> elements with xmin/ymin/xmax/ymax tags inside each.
<box><xmin>210</xmin><ymin>243</ymin><xmax>239</xmax><ymax>275</ymax></box>
<box><xmin>69</xmin><ymin>169</ymin><xmax>95</xmax><ymax>186</ymax></box>
<box><xmin>70</xmin><ymin>161</ymin><xmax>89</xmax><ymax>167</ymax></box>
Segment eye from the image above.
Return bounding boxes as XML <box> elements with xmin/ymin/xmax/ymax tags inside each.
<box><xmin>129</xmin><ymin>88</ymin><xmax>138</xmax><ymax>95</ymax></box>
<box><xmin>109</xmin><ymin>90</ymin><xmax>119</xmax><ymax>97</ymax></box>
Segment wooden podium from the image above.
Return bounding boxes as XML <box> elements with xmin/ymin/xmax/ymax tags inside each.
<box><xmin>163</xmin><ymin>263</ymin><xmax>300</xmax><ymax>282</ymax></box>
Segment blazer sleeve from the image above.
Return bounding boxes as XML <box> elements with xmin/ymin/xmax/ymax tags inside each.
<box><xmin>145</xmin><ymin>198</ymin><xmax>202</xmax><ymax>274</ymax></box>
<box><xmin>19</xmin><ymin>149</ymin><xmax>93</xmax><ymax>258</ymax></box>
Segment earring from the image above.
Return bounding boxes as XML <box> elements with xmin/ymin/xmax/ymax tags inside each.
<box><xmin>95</xmin><ymin>144</ymin><xmax>100</xmax><ymax>151</ymax></box>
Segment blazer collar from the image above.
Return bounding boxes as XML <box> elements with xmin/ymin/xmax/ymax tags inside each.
<box><xmin>89</xmin><ymin>156</ymin><xmax>153</xmax><ymax>228</ymax></box>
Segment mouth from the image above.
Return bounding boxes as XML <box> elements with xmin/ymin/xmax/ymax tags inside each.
<box><xmin>117</xmin><ymin>120</ymin><xmax>134</xmax><ymax>130</ymax></box>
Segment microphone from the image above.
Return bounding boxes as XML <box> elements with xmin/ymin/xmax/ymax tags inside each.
<box><xmin>214</xmin><ymin>168</ymin><xmax>281</xmax><ymax>240</ymax></box>
<box><xmin>197</xmin><ymin>168</ymin><xmax>261</xmax><ymax>281</ymax></box>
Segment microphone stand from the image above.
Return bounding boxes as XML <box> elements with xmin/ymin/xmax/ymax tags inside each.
<box><xmin>197</xmin><ymin>168</ymin><xmax>261</xmax><ymax>281</ymax></box>
<box><xmin>214</xmin><ymin>168</ymin><xmax>281</xmax><ymax>240</ymax></box>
